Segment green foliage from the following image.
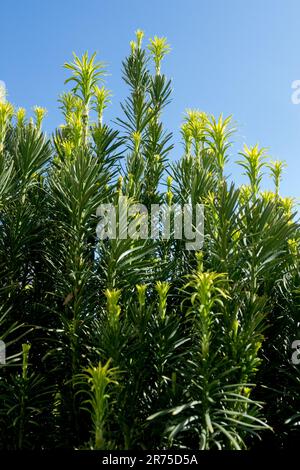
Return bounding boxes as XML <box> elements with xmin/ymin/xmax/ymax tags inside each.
<box><xmin>0</xmin><ymin>31</ymin><xmax>299</xmax><ymax>450</ymax></box>
<box><xmin>75</xmin><ymin>359</ymin><xmax>120</xmax><ymax>449</ymax></box>
<box><xmin>237</xmin><ymin>144</ymin><xmax>267</xmax><ymax>197</ymax></box>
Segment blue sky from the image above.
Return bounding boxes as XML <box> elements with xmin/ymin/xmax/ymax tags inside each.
<box><xmin>1</xmin><ymin>0</ymin><xmax>300</xmax><ymax>200</ymax></box>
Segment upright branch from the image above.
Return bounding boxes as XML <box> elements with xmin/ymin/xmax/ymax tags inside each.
<box><xmin>148</xmin><ymin>36</ymin><xmax>171</xmax><ymax>75</ymax></box>
<box><xmin>117</xmin><ymin>30</ymin><xmax>173</xmax><ymax>204</ymax></box>
<box><xmin>237</xmin><ymin>144</ymin><xmax>267</xmax><ymax>198</ymax></box>
<box><xmin>268</xmin><ymin>159</ymin><xmax>287</xmax><ymax>197</ymax></box>
<box><xmin>64</xmin><ymin>52</ymin><xmax>106</xmax><ymax>146</ymax></box>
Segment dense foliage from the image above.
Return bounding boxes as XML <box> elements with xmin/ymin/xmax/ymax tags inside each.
<box><xmin>0</xmin><ymin>31</ymin><xmax>299</xmax><ymax>450</ymax></box>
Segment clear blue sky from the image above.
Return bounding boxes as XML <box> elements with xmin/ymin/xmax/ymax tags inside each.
<box><xmin>1</xmin><ymin>0</ymin><xmax>300</xmax><ymax>200</ymax></box>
